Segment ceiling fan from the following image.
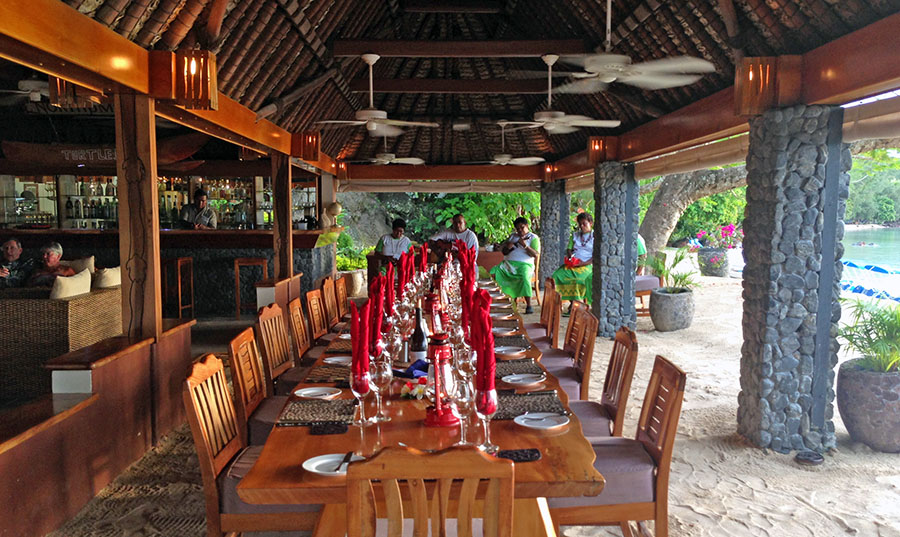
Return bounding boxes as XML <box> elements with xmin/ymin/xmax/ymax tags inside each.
<box><xmin>555</xmin><ymin>0</ymin><xmax>715</xmax><ymax>93</ymax></box>
<box><xmin>0</xmin><ymin>79</ymin><xmax>49</xmax><ymax>106</ymax></box>
<box><xmin>316</xmin><ymin>54</ymin><xmax>439</xmax><ymax>137</ymax></box>
<box><xmin>502</xmin><ymin>54</ymin><xmax>621</xmax><ymax>134</ymax></box>
<box><xmin>349</xmin><ymin>137</ymin><xmax>425</xmax><ymax>165</ymax></box>
<box><xmin>466</xmin><ymin>121</ymin><xmax>545</xmax><ymax>166</ymax></box>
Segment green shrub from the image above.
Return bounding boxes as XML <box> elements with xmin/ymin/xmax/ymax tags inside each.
<box><xmin>839</xmin><ymin>299</ymin><xmax>900</xmax><ymax>372</ymax></box>
<box><xmin>336</xmin><ymin>232</ymin><xmax>373</xmax><ymax>271</ymax></box>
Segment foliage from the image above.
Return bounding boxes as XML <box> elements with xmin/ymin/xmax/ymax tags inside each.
<box><xmin>846</xmin><ymin>149</ymin><xmax>900</xmax><ymax>224</ymax></box>
<box><xmin>569</xmin><ymin>190</ymin><xmax>595</xmax><ymax>229</ymax></box>
<box><xmin>336</xmin><ymin>232</ymin><xmax>373</xmax><ymax>271</ymax></box>
<box><xmin>839</xmin><ymin>298</ymin><xmax>900</xmax><ymax>373</ymax></box>
<box><xmin>695</xmin><ymin>223</ymin><xmax>744</xmax><ymax>249</ymax></box>
<box><xmin>671</xmin><ymin>187</ymin><xmax>747</xmax><ymax>242</ymax></box>
<box><xmin>640</xmin><ymin>247</ymin><xmax>700</xmax><ymax>293</ymax></box>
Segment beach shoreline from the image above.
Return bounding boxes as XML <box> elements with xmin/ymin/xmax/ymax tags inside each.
<box><xmin>845</xmin><ymin>223</ymin><xmax>891</xmax><ymax>231</ymax></box>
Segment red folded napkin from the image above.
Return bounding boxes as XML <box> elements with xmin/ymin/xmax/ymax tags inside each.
<box><xmin>420</xmin><ymin>243</ymin><xmax>428</xmax><ymax>272</ymax></box>
<box><xmin>369</xmin><ymin>275</ymin><xmax>385</xmax><ymax>356</ymax></box>
<box><xmin>398</xmin><ymin>251</ymin><xmax>408</xmax><ymax>292</ymax></box>
<box><xmin>473</xmin><ymin>289</ymin><xmax>495</xmax><ymax>391</ymax></box>
<box><xmin>385</xmin><ymin>262</ymin><xmax>395</xmax><ymax>315</ymax></box>
<box><xmin>351</xmin><ymin>300</ymin><xmax>371</xmax><ymax>391</ymax></box>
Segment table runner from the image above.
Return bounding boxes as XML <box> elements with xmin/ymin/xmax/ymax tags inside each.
<box><xmin>276</xmin><ymin>399</ymin><xmax>358</xmax><ymax>426</ymax></box>
<box><xmin>492</xmin><ymin>318</ymin><xmax>520</xmax><ymax>328</ymax></box>
<box><xmin>495</xmin><ymin>359</ymin><xmax>544</xmax><ymax>378</ymax></box>
<box><xmin>325</xmin><ymin>338</ymin><xmax>353</xmax><ymax>353</ymax></box>
<box><xmin>304</xmin><ymin>364</ymin><xmax>349</xmax><ymax>383</ymax></box>
<box><xmin>493</xmin><ymin>334</ymin><xmax>530</xmax><ymax>348</ymax></box>
<box><xmin>495</xmin><ymin>391</ymin><xmax>568</xmax><ymax>420</ymax></box>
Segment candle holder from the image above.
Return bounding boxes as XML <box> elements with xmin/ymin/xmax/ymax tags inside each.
<box><xmin>423</xmin><ymin>333</ymin><xmax>460</xmax><ymax>428</ymax></box>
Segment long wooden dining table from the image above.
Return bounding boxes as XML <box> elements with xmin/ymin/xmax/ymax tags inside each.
<box><xmin>237</xmin><ymin>300</ymin><xmax>605</xmax><ymax>535</ymax></box>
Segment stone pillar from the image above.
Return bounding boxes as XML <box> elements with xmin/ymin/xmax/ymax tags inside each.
<box><xmin>539</xmin><ymin>180</ymin><xmax>570</xmax><ymax>285</ymax></box>
<box><xmin>738</xmin><ymin>105</ymin><xmax>850</xmax><ymax>453</ymax></box>
<box><xmin>592</xmin><ymin>162</ymin><xmax>638</xmax><ymax>338</ymax></box>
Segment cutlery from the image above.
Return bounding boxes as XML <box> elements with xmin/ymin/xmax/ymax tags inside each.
<box><xmin>332</xmin><ymin>451</ymin><xmax>354</xmax><ymax>473</ymax></box>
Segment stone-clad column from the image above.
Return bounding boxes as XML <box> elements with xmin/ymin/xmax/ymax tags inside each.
<box><xmin>592</xmin><ymin>162</ymin><xmax>638</xmax><ymax>337</ymax></box>
<box><xmin>539</xmin><ymin>180</ymin><xmax>570</xmax><ymax>286</ymax></box>
<box><xmin>738</xmin><ymin>105</ymin><xmax>850</xmax><ymax>453</ymax></box>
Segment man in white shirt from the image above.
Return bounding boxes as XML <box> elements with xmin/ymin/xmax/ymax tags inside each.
<box><xmin>374</xmin><ymin>218</ymin><xmax>413</xmax><ymax>266</ymax></box>
<box><xmin>429</xmin><ymin>214</ymin><xmax>479</xmax><ymax>259</ymax></box>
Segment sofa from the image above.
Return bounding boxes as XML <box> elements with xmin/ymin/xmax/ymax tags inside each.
<box><xmin>0</xmin><ymin>286</ymin><xmax>122</xmax><ymax>402</ymax></box>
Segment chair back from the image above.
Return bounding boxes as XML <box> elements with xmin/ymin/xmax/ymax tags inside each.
<box><xmin>573</xmin><ymin>309</ymin><xmax>599</xmax><ymax>400</ymax></box>
<box><xmin>227</xmin><ymin>327</ymin><xmax>268</xmax><ymax>441</ymax></box>
<box><xmin>347</xmin><ymin>446</ymin><xmax>514</xmax><ymax>537</ymax></box>
<box><xmin>601</xmin><ymin>327</ymin><xmax>639</xmax><ymax>436</ymax></box>
<box><xmin>563</xmin><ymin>301</ymin><xmax>589</xmax><ymax>355</ymax></box>
<box><xmin>288</xmin><ymin>297</ymin><xmax>312</xmax><ymax>358</ymax></box>
<box><xmin>540</xmin><ymin>278</ymin><xmax>555</xmax><ymax>326</ymax></box>
<box><xmin>322</xmin><ymin>276</ymin><xmax>340</xmax><ymax>329</ymax></box>
<box><xmin>547</xmin><ymin>289</ymin><xmax>561</xmax><ymax>349</ymax></box>
<box><xmin>183</xmin><ymin>354</ymin><xmax>243</xmax><ymax>534</ymax></box>
<box><xmin>636</xmin><ymin>356</ymin><xmax>686</xmax><ymax>489</ymax></box>
<box><xmin>256</xmin><ymin>303</ymin><xmax>295</xmax><ymax>393</ymax></box>
<box><xmin>335</xmin><ymin>275</ymin><xmax>350</xmax><ymax>319</ymax></box>
<box><xmin>305</xmin><ymin>289</ymin><xmax>328</xmax><ymax>341</ymax></box>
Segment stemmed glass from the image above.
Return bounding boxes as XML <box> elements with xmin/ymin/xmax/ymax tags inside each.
<box><xmin>455</xmin><ymin>373</ymin><xmax>475</xmax><ymax>446</ymax></box>
<box><xmin>474</xmin><ymin>386</ymin><xmax>499</xmax><ymax>454</ymax></box>
<box><xmin>371</xmin><ymin>352</ymin><xmax>393</xmax><ymax>422</ymax></box>
<box><xmin>350</xmin><ymin>368</ymin><xmax>373</xmax><ymax>427</ymax></box>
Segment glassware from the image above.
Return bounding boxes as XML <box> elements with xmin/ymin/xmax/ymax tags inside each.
<box><xmin>474</xmin><ymin>387</ymin><xmax>499</xmax><ymax>454</ymax></box>
<box><xmin>350</xmin><ymin>369</ymin><xmax>373</xmax><ymax>427</ymax></box>
<box><xmin>371</xmin><ymin>355</ymin><xmax>393</xmax><ymax>423</ymax></box>
<box><xmin>455</xmin><ymin>375</ymin><xmax>475</xmax><ymax>446</ymax></box>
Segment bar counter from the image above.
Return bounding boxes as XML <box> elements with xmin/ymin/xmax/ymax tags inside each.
<box><xmin>0</xmin><ymin>228</ymin><xmax>341</xmax><ymax>317</ymax></box>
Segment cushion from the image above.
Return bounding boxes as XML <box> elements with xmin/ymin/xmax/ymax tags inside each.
<box><xmin>635</xmin><ymin>275</ymin><xmax>660</xmax><ymax>292</ymax></box>
<box><xmin>50</xmin><ymin>268</ymin><xmax>92</xmax><ymax>299</ymax></box>
<box><xmin>569</xmin><ymin>400</ymin><xmax>612</xmax><ymax>443</ymax></box>
<box><xmin>543</xmin><ymin>363</ymin><xmax>581</xmax><ymax>401</ymax></box>
<box><xmin>217</xmin><ymin>445</ymin><xmax>321</xmax><ymax>515</ymax></box>
<box><xmin>539</xmin><ymin>347</ymin><xmax>573</xmax><ymax>362</ymax></box>
<box><xmin>547</xmin><ymin>437</ymin><xmax>656</xmax><ymax>508</ymax></box>
<box><xmin>92</xmin><ymin>266</ymin><xmax>121</xmax><ymax>288</ymax></box>
<box><xmin>60</xmin><ymin>256</ymin><xmax>95</xmax><ymax>274</ymax></box>
<box><xmin>248</xmin><ymin>395</ymin><xmax>289</xmax><ymax>446</ymax></box>
<box><xmin>275</xmin><ymin>365</ymin><xmax>312</xmax><ymax>396</ymax></box>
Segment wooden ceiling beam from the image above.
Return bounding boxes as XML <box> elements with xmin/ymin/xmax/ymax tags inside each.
<box><xmin>333</xmin><ymin>39</ymin><xmax>588</xmax><ymax>58</ymax></box>
<box><xmin>402</xmin><ymin>1</ymin><xmax>502</xmax><ymax>14</ymax></box>
<box><xmin>348</xmin><ymin>78</ymin><xmax>548</xmax><ymax>94</ymax></box>
<box><xmin>345</xmin><ymin>164</ymin><xmax>543</xmax><ymax>181</ymax></box>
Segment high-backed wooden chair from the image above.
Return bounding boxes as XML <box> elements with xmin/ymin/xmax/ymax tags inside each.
<box><xmin>227</xmin><ymin>327</ymin><xmax>288</xmax><ymax>445</ymax></box>
<box><xmin>335</xmin><ymin>275</ymin><xmax>351</xmax><ymax>321</ymax></box>
<box><xmin>569</xmin><ymin>326</ymin><xmax>639</xmax><ymax>440</ymax></box>
<box><xmin>562</xmin><ymin>300</ymin><xmax>589</xmax><ymax>355</ymax></box>
<box><xmin>288</xmin><ymin>297</ymin><xmax>326</xmax><ymax>365</ymax></box>
<box><xmin>526</xmin><ymin>285</ymin><xmax>560</xmax><ymax>351</ymax></box>
<box><xmin>183</xmin><ymin>355</ymin><xmax>320</xmax><ymax>537</ymax></box>
<box><xmin>322</xmin><ymin>276</ymin><xmax>348</xmax><ymax>332</ymax></box>
<box><xmin>544</xmin><ymin>307</ymin><xmax>598</xmax><ymax>401</ymax></box>
<box><xmin>540</xmin><ymin>278</ymin><xmax>555</xmax><ymax>326</ymax></box>
<box><xmin>342</xmin><ymin>446</ymin><xmax>517</xmax><ymax>537</ymax></box>
<box><xmin>256</xmin><ymin>302</ymin><xmax>309</xmax><ymax>395</ymax></box>
<box><xmin>548</xmin><ymin>355</ymin><xmax>687</xmax><ymax>537</ymax></box>
<box><xmin>306</xmin><ymin>288</ymin><xmax>337</xmax><ymax>344</ymax></box>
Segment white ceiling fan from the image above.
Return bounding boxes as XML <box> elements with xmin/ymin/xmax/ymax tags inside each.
<box><xmin>556</xmin><ymin>0</ymin><xmax>715</xmax><ymax>93</ymax></box>
<box><xmin>0</xmin><ymin>79</ymin><xmax>49</xmax><ymax>106</ymax></box>
<box><xmin>350</xmin><ymin>137</ymin><xmax>425</xmax><ymax>165</ymax></box>
<box><xmin>316</xmin><ymin>54</ymin><xmax>439</xmax><ymax>137</ymax></box>
<box><xmin>466</xmin><ymin>121</ymin><xmax>545</xmax><ymax>166</ymax></box>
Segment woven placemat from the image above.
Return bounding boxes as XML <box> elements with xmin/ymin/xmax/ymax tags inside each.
<box><xmin>305</xmin><ymin>364</ymin><xmax>350</xmax><ymax>383</ymax></box>
<box><xmin>325</xmin><ymin>338</ymin><xmax>353</xmax><ymax>353</ymax></box>
<box><xmin>492</xmin><ymin>319</ymin><xmax>520</xmax><ymax>328</ymax></box>
<box><xmin>276</xmin><ymin>399</ymin><xmax>358</xmax><ymax>426</ymax></box>
<box><xmin>495</xmin><ymin>359</ymin><xmax>544</xmax><ymax>378</ymax></box>
<box><xmin>495</xmin><ymin>392</ymin><xmax>568</xmax><ymax>420</ymax></box>
<box><xmin>494</xmin><ymin>334</ymin><xmax>530</xmax><ymax>348</ymax></box>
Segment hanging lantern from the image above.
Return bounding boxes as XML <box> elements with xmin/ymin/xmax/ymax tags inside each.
<box><xmin>588</xmin><ymin>136</ymin><xmax>618</xmax><ymax>165</ymax></box>
<box><xmin>735</xmin><ymin>56</ymin><xmax>802</xmax><ymax>116</ymax></box>
<box><xmin>291</xmin><ymin>131</ymin><xmax>320</xmax><ymax>162</ymax></box>
<box><xmin>175</xmin><ymin>49</ymin><xmax>218</xmax><ymax>110</ymax></box>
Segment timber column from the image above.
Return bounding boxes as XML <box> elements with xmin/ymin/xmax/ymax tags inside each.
<box><xmin>538</xmin><ymin>179</ymin><xmax>570</xmax><ymax>286</ymax></box>
<box><xmin>592</xmin><ymin>162</ymin><xmax>638</xmax><ymax>337</ymax></box>
<box><xmin>272</xmin><ymin>152</ymin><xmax>293</xmax><ymax>280</ymax></box>
<box><xmin>738</xmin><ymin>105</ymin><xmax>849</xmax><ymax>453</ymax></box>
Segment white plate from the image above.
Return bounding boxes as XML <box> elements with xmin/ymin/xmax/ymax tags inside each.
<box><xmin>324</xmin><ymin>355</ymin><xmax>352</xmax><ymax>366</ymax></box>
<box><xmin>293</xmin><ymin>387</ymin><xmax>342</xmax><ymax>399</ymax></box>
<box><xmin>491</xmin><ymin>303</ymin><xmax>512</xmax><ymax>310</ymax></box>
<box><xmin>513</xmin><ymin>412</ymin><xmax>570</xmax><ymax>430</ymax></box>
<box><xmin>494</xmin><ymin>345</ymin><xmax>528</xmax><ymax>356</ymax></box>
<box><xmin>302</xmin><ymin>453</ymin><xmax>365</xmax><ymax>476</ymax></box>
<box><xmin>338</xmin><ymin>333</ymin><xmax>352</xmax><ymax>340</ymax></box>
<box><xmin>501</xmin><ymin>373</ymin><xmax>546</xmax><ymax>387</ymax></box>
<box><xmin>493</xmin><ymin>326</ymin><xmax>518</xmax><ymax>336</ymax></box>
<box><xmin>490</xmin><ymin>312</ymin><xmax>514</xmax><ymax>320</ymax></box>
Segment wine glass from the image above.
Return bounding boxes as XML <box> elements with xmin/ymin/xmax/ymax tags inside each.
<box><xmin>474</xmin><ymin>386</ymin><xmax>499</xmax><ymax>454</ymax></box>
<box><xmin>455</xmin><ymin>374</ymin><xmax>475</xmax><ymax>446</ymax></box>
<box><xmin>371</xmin><ymin>354</ymin><xmax>393</xmax><ymax>423</ymax></box>
<box><xmin>351</xmin><ymin>368</ymin><xmax>373</xmax><ymax>427</ymax></box>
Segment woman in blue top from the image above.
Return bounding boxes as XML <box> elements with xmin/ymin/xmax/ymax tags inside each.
<box><xmin>490</xmin><ymin>217</ymin><xmax>540</xmax><ymax>313</ymax></box>
<box><xmin>553</xmin><ymin>212</ymin><xmax>594</xmax><ymax>307</ymax></box>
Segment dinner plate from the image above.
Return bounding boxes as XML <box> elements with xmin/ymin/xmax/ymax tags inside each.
<box><xmin>494</xmin><ymin>345</ymin><xmax>528</xmax><ymax>357</ymax></box>
<box><xmin>302</xmin><ymin>453</ymin><xmax>365</xmax><ymax>476</ymax></box>
<box><xmin>513</xmin><ymin>412</ymin><xmax>570</xmax><ymax>431</ymax></box>
<box><xmin>501</xmin><ymin>373</ymin><xmax>546</xmax><ymax>387</ymax></box>
<box><xmin>490</xmin><ymin>312</ymin><xmax>514</xmax><ymax>320</ymax></box>
<box><xmin>491</xmin><ymin>303</ymin><xmax>512</xmax><ymax>310</ymax></box>
<box><xmin>337</xmin><ymin>333</ymin><xmax>352</xmax><ymax>340</ymax></box>
<box><xmin>324</xmin><ymin>355</ymin><xmax>352</xmax><ymax>366</ymax></box>
<box><xmin>293</xmin><ymin>387</ymin><xmax>342</xmax><ymax>400</ymax></box>
<box><xmin>493</xmin><ymin>326</ymin><xmax>518</xmax><ymax>336</ymax></box>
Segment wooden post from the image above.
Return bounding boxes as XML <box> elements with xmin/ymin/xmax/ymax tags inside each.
<box><xmin>272</xmin><ymin>151</ymin><xmax>293</xmax><ymax>280</ymax></box>
<box><xmin>114</xmin><ymin>93</ymin><xmax>162</xmax><ymax>340</ymax></box>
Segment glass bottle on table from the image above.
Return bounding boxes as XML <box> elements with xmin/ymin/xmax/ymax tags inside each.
<box><xmin>410</xmin><ymin>305</ymin><xmax>429</xmax><ymax>362</ymax></box>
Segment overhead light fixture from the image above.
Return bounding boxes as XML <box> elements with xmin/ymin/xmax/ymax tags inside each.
<box><xmin>48</xmin><ymin>76</ymin><xmax>105</xmax><ymax>108</ymax></box>
<box><xmin>149</xmin><ymin>50</ymin><xmax>218</xmax><ymax>110</ymax></box>
<box><xmin>735</xmin><ymin>56</ymin><xmax>801</xmax><ymax>116</ymax></box>
<box><xmin>291</xmin><ymin>131</ymin><xmax>320</xmax><ymax>162</ymax></box>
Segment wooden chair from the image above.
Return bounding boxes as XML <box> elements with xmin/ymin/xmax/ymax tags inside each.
<box><xmin>288</xmin><ymin>297</ymin><xmax>325</xmax><ymax>365</ymax></box>
<box><xmin>544</xmin><ymin>307</ymin><xmax>597</xmax><ymax>401</ymax></box>
<box><xmin>335</xmin><ymin>274</ymin><xmax>351</xmax><ymax>321</ymax></box>
<box><xmin>183</xmin><ymin>355</ymin><xmax>320</xmax><ymax>537</ymax></box>
<box><xmin>227</xmin><ymin>327</ymin><xmax>288</xmax><ymax>445</ymax></box>
<box><xmin>322</xmin><ymin>276</ymin><xmax>349</xmax><ymax>332</ymax></box>
<box><xmin>256</xmin><ymin>302</ymin><xmax>309</xmax><ymax>396</ymax></box>
<box><xmin>540</xmin><ymin>278</ymin><xmax>555</xmax><ymax>327</ymax></box>
<box><xmin>341</xmin><ymin>446</ymin><xmax>517</xmax><ymax>537</ymax></box>
<box><xmin>636</xmin><ymin>253</ymin><xmax>665</xmax><ymax>317</ymax></box>
<box><xmin>527</xmin><ymin>285</ymin><xmax>561</xmax><ymax>351</ymax></box>
<box><xmin>306</xmin><ymin>288</ymin><xmax>337</xmax><ymax>344</ymax></box>
<box><xmin>569</xmin><ymin>326</ymin><xmax>639</xmax><ymax>440</ymax></box>
<box><xmin>548</xmin><ymin>355</ymin><xmax>687</xmax><ymax>537</ymax></box>
<box><xmin>562</xmin><ymin>300</ymin><xmax>589</xmax><ymax>355</ymax></box>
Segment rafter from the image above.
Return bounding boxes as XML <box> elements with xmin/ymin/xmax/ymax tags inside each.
<box><xmin>348</xmin><ymin>78</ymin><xmax>548</xmax><ymax>94</ymax></box>
<box><xmin>333</xmin><ymin>39</ymin><xmax>588</xmax><ymax>58</ymax></box>
<box><xmin>402</xmin><ymin>1</ymin><xmax>502</xmax><ymax>14</ymax></box>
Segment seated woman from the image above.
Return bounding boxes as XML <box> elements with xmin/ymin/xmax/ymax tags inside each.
<box><xmin>26</xmin><ymin>242</ymin><xmax>76</xmax><ymax>287</ymax></box>
<box><xmin>373</xmin><ymin>218</ymin><xmax>413</xmax><ymax>269</ymax></box>
<box><xmin>490</xmin><ymin>217</ymin><xmax>540</xmax><ymax>314</ymax></box>
<box><xmin>553</xmin><ymin>212</ymin><xmax>594</xmax><ymax>309</ymax></box>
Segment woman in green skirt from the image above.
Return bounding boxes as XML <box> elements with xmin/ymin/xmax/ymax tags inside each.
<box><xmin>553</xmin><ymin>212</ymin><xmax>594</xmax><ymax>308</ymax></box>
<box><xmin>490</xmin><ymin>217</ymin><xmax>540</xmax><ymax>314</ymax></box>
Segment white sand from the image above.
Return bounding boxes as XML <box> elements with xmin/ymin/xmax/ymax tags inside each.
<box><xmin>562</xmin><ymin>276</ymin><xmax>900</xmax><ymax>537</ymax></box>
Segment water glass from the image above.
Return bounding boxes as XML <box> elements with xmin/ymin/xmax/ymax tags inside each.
<box><xmin>350</xmin><ymin>369</ymin><xmax>373</xmax><ymax>427</ymax></box>
<box><xmin>371</xmin><ymin>357</ymin><xmax>393</xmax><ymax>423</ymax></box>
<box><xmin>455</xmin><ymin>376</ymin><xmax>475</xmax><ymax>446</ymax></box>
<box><xmin>474</xmin><ymin>387</ymin><xmax>499</xmax><ymax>454</ymax></box>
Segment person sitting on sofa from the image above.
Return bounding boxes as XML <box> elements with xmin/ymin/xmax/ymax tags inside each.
<box><xmin>27</xmin><ymin>242</ymin><xmax>76</xmax><ymax>287</ymax></box>
<box><xmin>0</xmin><ymin>238</ymin><xmax>35</xmax><ymax>289</ymax></box>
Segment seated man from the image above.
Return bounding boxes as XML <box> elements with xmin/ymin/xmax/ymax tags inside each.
<box><xmin>374</xmin><ymin>218</ymin><xmax>413</xmax><ymax>267</ymax></box>
<box><xmin>553</xmin><ymin>212</ymin><xmax>594</xmax><ymax>310</ymax></box>
<box><xmin>0</xmin><ymin>238</ymin><xmax>35</xmax><ymax>289</ymax></box>
<box><xmin>27</xmin><ymin>241</ymin><xmax>76</xmax><ymax>287</ymax></box>
<box><xmin>490</xmin><ymin>217</ymin><xmax>540</xmax><ymax>314</ymax></box>
<box><xmin>429</xmin><ymin>213</ymin><xmax>479</xmax><ymax>260</ymax></box>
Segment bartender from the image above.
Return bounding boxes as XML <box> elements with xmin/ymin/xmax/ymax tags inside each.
<box><xmin>180</xmin><ymin>188</ymin><xmax>217</xmax><ymax>229</ymax></box>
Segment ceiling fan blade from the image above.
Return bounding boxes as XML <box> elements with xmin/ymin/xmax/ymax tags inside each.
<box><xmin>391</xmin><ymin>157</ymin><xmax>425</xmax><ymax>165</ymax></box>
<box><xmin>500</xmin><ymin>121</ymin><xmax>542</xmax><ymax>129</ymax></box>
<box><xmin>581</xmin><ymin>54</ymin><xmax>632</xmax><ymax>73</ymax></box>
<box><xmin>564</xmin><ymin>118</ymin><xmax>622</xmax><ymax>128</ymax></box>
<box><xmin>462</xmin><ymin>160</ymin><xmax>496</xmax><ymax>165</ymax></box>
<box><xmin>629</xmin><ymin>56</ymin><xmax>716</xmax><ymax>74</ymax></box>
<box><xmin>618</xmin><ymin>73</ymin><xmax>703</xmax><ymax>90</ymax></box>
<box><xmin>509</xmin><ymin>157</ymin><xmax>546</xmax><ymax>166</ymax></box>
<box><xmin>316</xmin><ymin>120</ymin><xmax>365</xmax><ymax>125</ymax></box>
<box><xmin>507</xmin><ymin>69</ymin><xmax>579</xmax><ymax>79</ymax></box>
<box><xmin>544</xmin><ymin>124</ymin><xmax>580</xmax><ymax>134</ymax></box>
<box><xmin>555</xmin><ymin>78</ymin><xmax>608</xmax><ymax>94</ymax></box>
<box><xmin>368</xmin><ymin>123</ymin><xmax>404</xmax><ymax>137</ymax></box>
<box><xmin>377</xmin><ymin>119</ymin><xmax>440</xmax><ymax>128</ymax></box>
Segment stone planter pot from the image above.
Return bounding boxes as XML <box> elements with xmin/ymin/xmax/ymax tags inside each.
<box><xmin>649</xmin><ymin>288</ymin><xmax>694</xmax><ymax>332</ymax></box>
<box><xmin>697</xmin><ymin>247</ymin><xmax>730</xmax><ymax>277</ymax></box>
<box><xmin>836</xmin><ymin>358</ymin><xmax>900</xmax><ymax>452</ymax></box>
<box><xmin>337</xmin><ymin>268</ymin><xmax>367</xmax><ymax>297</ymax></box>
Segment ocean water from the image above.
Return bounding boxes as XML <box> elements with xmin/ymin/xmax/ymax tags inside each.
<box><xmin>843</xmin><ymin>228</ymin><xmax>900</xmax><ymax>270</ymax></box>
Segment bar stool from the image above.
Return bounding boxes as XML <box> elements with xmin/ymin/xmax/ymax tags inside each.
<box><xmin>162</xmin><ymin>257</ymin><xmax>194</xmax><ymax>319</ymax></box>
<box><xmin>235</xmin><ymin>257</ymin><xmax>268</xmax><ymax>319</ymax></box>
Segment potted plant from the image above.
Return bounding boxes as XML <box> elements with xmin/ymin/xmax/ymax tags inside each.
<box><xmin>836</xmin><ymin>299</ymin><xmax>900</xmax><ymax>452</ymax></box>
<box><xmin>693</xmin><ymin>224</ymin><xmax>743</xmax><ymax>277</ymax></box>
<box><xmin>642</xmin><ymin>248</ymin><xmax>699</xmax><ymax>332</ymax></box>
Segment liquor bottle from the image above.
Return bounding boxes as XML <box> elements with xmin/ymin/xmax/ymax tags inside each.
<box><xmin>103</xmin><ymin>199</ymin><xmax>111</xmax><ymax>219</ymax></box>
<box><xmin>65</xmin><ymin>198</ymin><xmax>73</xmax><ymax>219</ymax></box>
<box><xmin>74</xmin><ymin>199</ymin><xmax>82</xmax><ymax>219</ymax></box>
<box><xmin>103</xmin><ymin>178</ymin><xmax>109</xmax><ymax>196</ymax></box>
<box><xmin>410</xmin><ymin>306</ymin><xmax>430</xmax><ymax>362</ymax></box>
<box><xmin>79</xmin><ymin>178</ymin><xmax>87</xmax><ymax>197</ymax></box>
